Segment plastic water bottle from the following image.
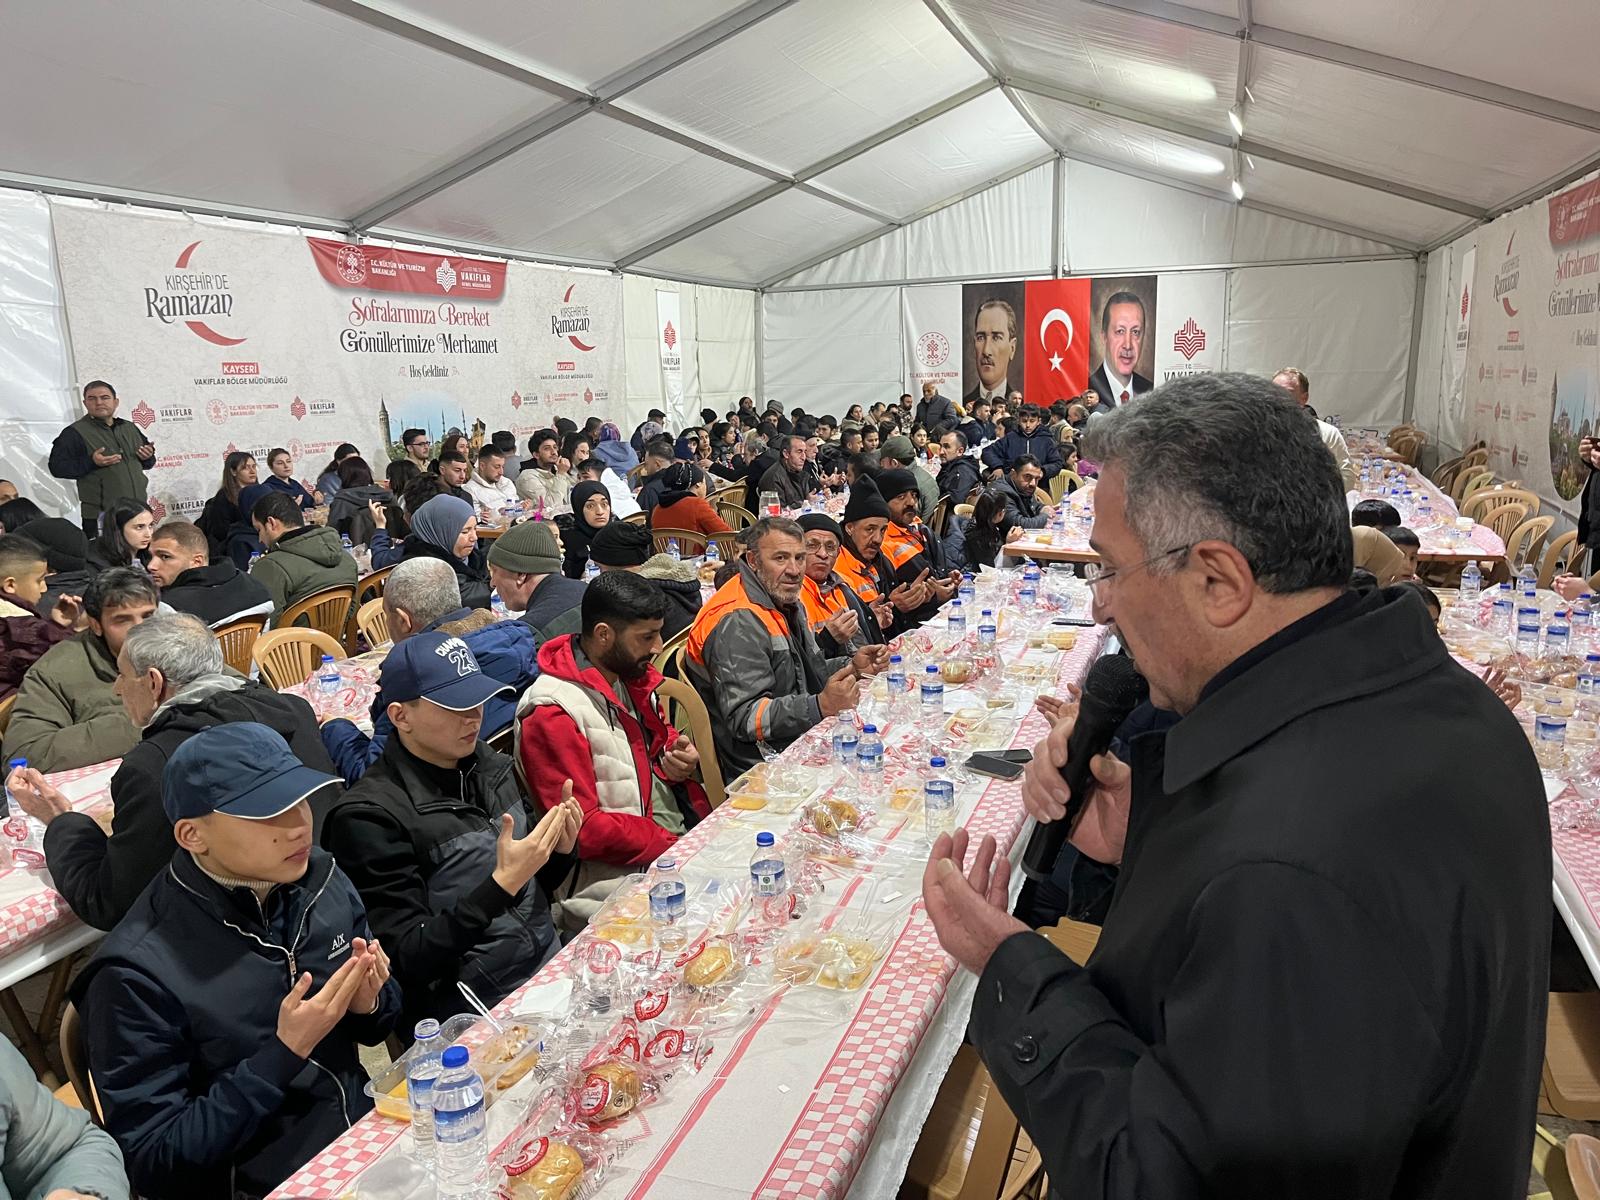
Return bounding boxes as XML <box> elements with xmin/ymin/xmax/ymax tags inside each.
<box><xmin>1458</xmin><ymin>560</ymin><xmax>1482</xmax><ymax>605</ymax></box>
<box><xmin>667</xmin><ymin>538</ymin><xmax>681</xmax><ymax>561</ymax></box>
<box><xmin>4</xmin><ymin>759</ymin><xmax>25</xmax><ymax>820</ymax></box>
<box><xmin>958</xmin><ymin>573</ymin><xmax>976</xmax><ymax>606</ymax></box>
<box><xmin>704</xmin><ymin>541</ymin><xmax>721</xmax><ymax>570</ymax></box>
<box><xmin>648</xmin><ymin>857</ymin><xmax>687</xmax><ymax>925</ymax></box>
<box><xmin>750</xmin><ymin>832</ymin><xmax>786</xmax><ymax>898</ymax></box>
<box><xmin>1018</xmin><ymin>577</ymin><xmax>1037</xmax><ymax>605</ymax></box>
<box><xmin>585</xmin><ymin>560</ymin><xmax>600</xmax><ymax>582</ymax></box>
<box><xmin>855</xmin><ymin>724</ymin><xmax>884</xmax><ymax>782</ymax></box>
<box><xmin>1490</xmin><ymin>587</ymin><xmax>1515</xmax><ymax>634</ymax></box>
<box><xmin>1516</xmin><ymin>615</ymin><xmax>1541</xmax><ymax>655</ymax></box>
<box><xmin>920</xmin><ymin>664</ymin><xmax>945</xmax><ymax>714</ymax></box>
<box><xmin>885</xmin><ymin>654</ymin><xmax>906</xmax><ymax>695</ymax></box>
<box><xmin>248</xmin><ymin>551</ymin><xmax>262</xmax><ymax>568</ymax></box>
<box><xmin>1519</xmin><ymin>562</ymin><xmax>1538</xmax><ymax>599</ymax></box>
<box><xmin>946</xmin><ymin>600</ymin><xmax>966</xmax><ymax>638</ymax></box>
<box><xmin>340</xmin><ymin>533</ymin><xmax>354</xmax><ymax>553</ymax></box>
<box><xmin>831</xmin><ymin>713</ymin><xmax>858</xmax><ymax>767</ymax></box>
<box><xmin>1573</xmin><ymin>593</ymin><xmax>1594</xmax><ymax>634</ymax></box>
<box><xmin>1022</xmin><ymin>561</ymin><xmax>1041</xmax><ymax>587</ymax></box>
<box><xmin>1536</xmin><ymin>714</ymin><xmax>1568</xmax><ymax>771</ymax></box>
<box><xmin>490</xmin><ymin>592</ymin><xmax>508</xmax><ymax>619</ymax></box>
<box><xmin>977</xmin><ymin>609</ymin><xmax>996</xmax><ymax>651</ymax></box>
<box><xmin>1548</xmin><ymin>612</ymin><xmax>1572</xmax><ymax>657</ymax></box>
<box><xmin>1580</xmin><ymin>653</ymin><xmax>1600</xmax><ymax>695</ymax></box>
<box><xmin>407</xmin><ymin>1019</ymin><xmax>444</xmax><ymax>1164</ymax></box>
<box><xmin>924</xmin><ymin>757</ymin><xmax>955</xmax><ymax>838</ymax></box>
<box><xmin>432</xmin><ymin>1046</ymin><xmax>487</xmax><ymax>1197</ymax></box>
<box><xmin>316</xmin><ymin>655</ymin><xmax>340</xmax><ymax>706</ymax></box>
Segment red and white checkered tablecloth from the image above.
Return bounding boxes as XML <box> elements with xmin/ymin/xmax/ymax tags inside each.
<box><xmin>274</xmin><ymin>626</ymin><xmax>1109</xmax><ymax>1200</ymax></box>
<box><xmin>0</xmin><ymin>758</ymin><xmax>120</xmax><ymax>959</ymax></box>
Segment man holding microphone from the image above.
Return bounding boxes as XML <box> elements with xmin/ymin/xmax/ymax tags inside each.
<box><xmin>922</xmin><ymin>374</ymin><xmax>1549</xmax><ymax>1198</ymax></box>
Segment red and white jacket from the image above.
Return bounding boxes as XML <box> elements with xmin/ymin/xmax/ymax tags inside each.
<box><xmin>515</xmin><ymin>635</ymin><xmax>709</xmax><ymax>924</ymax></box>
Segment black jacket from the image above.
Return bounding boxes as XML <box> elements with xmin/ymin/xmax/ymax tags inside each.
<box><xmin>398</xmin><ymin>536</ymin><xmax>492</xmax><ymax>611</ymax></box>
<box><xmin>75</xmin><ymin>848</ymin><xmax>400</xmax><ymax>1200</ymax></box>
<box><xmin>1578</xmin><ymin>466</ymin><xmax>1600</xmax><ymax>558</ymax></box>
<box><xmin>519</xmin><ymin>572</ymin><xmax>587</xmax><ymax>637</ymax></box>
<box><xmin>44</xmin><ymin>680</ymin><xmax>336</xmax><ymax>931</ymax></box>
<box><xmin>991</xmin><ymin>476</ymin><xmax>1049</xmax><ymax>529</ymax></box>
<box><xmin>757</xmin><ymin>460</ymin><xmax>810</xmax><ymax>509</ymax></box>
<box><xmin>321</xmin><ymin>737</ymin><xmax>569</xmax><ymax>1031</ymax></box>
<box><xmin>936</xmin><ymin>455</ymin><xmax>981</xmax><ymax>504</ymax></box>
<box><xmin>959</xmin><ymin>417</ymin><xmax>994</xmax><ymax>445</ymax></box>
<box><xmin>326</xmin><ymin>483</ymin><xmax>391</xmax><ymax>546</ymax></box>
<box><xmin>195</xmin><ymin>492</ymin><xmax>241</xmax><ymax>559</ymax></box>
<box><xmin>159</xmin><ymin>561</ymin><xmax>273</xmax><ymax>627</ymax></box>
<box><xmin>980</xmin><ymin>428</ymin><xmax>1064</xmax><ymax>478</ymax></box>
<box><xmin>914</xmin><ymin>393</ymin><xmax>957</xmax><ymax>432</ymax></box>
<box><xmin>971</xmin><ymin>588</ymin><xmax>1549</xmax><ymax>1199</ymax></box>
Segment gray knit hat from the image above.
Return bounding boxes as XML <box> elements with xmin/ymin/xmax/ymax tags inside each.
<box><xmin>486</xmin><ymin>519</ymin><xmax>562</xmax><ymax>575</ymax></box>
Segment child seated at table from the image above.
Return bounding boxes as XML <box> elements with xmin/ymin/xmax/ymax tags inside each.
<box><xmin>74</xmin><ymin>723</ymin><xmax>399</xmax><ymax>1200</ymax></box>
<box><xmin>1383</xmin><ymin>525</ymin><xmax>1421</xmax><ymax>579</ymax></box>
<box><xmin>0</xmin><ymin>534</ymin><xmax>80</xmax><ymax>700</ymax></box>
<box><xmin>1351</xmin><ymin>499</ymin><xmax>1402</xmax><ymax>530</ymax></box>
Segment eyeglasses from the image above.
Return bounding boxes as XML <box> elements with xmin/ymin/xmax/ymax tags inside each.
<box><xmin>1085</xmin><ymin>544</ymin><xmax>1190</xmax><ymax>593</ymax></box>
<box><xmin>408</xmin><ymin>439</ymin><xmax>431</xmax><ymax>449</ymax></box>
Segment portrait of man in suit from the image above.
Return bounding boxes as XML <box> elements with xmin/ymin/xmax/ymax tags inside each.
<box><xmin>1087</xmin><ymin>287</ymin><xmax>1155</xmax><ymax>408</ymax></box>
<box><xmin>963</xmin><ymin>296</ymin><xmax>1020</xmax><ymax>407</ymax></box>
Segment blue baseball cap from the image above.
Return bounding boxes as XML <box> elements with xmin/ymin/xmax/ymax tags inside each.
<box><xmin>163</xmin><ymin>723</ymin><xmax>341</xmax><ymax>824</ymax></box>
<box><xmin>380</xmin><ymin>632</ymin><xmax>511</xmax><ymax>711</ymax></box>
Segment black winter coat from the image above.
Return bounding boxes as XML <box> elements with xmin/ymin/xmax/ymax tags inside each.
<box><xmin>159</xmin><ymin>561</ymin><xmax>273</xmax><ymax>627</ymax></box>
<box><xmin>75</xmin><ymin>849</ymin><xmax>400</xmax><ymax>1200</ymax></box>
<box><xmin>44</xmin><ymin>680</ymin><xmax>335</xmax><ymax>931</ymax></box>
<box><xmin>971</xmin><ymin>588</ymin><xmax>1550</xmax><ymax>1199</ymax></box>
<box><xmin>321</xmin><ymin>737</ymin><xmax>570</xmax><ymax>1032</ymax></box>
<box><xmin>398</xmin><ymin>536</ymin><xmax>492</xmax><ymax>611</ymax></box>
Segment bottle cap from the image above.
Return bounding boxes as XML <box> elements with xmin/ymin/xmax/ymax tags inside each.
<box><xmin>862</xmin><ymin>724</ymin><xmax>877</xmax><ymax>734</ymax></box>
<box><xmin>441</xmin><ymin>1045</ymin><xmax>469</xmax><ymax>1069</ymax></box>
<box><xmin>930</xmin><ymin>756</ymin><xmax>946</xmax><ymax>768</ymax></box>
<box><xmin>926</xmin><ymin>664</ymin><xmax>938</xmax><ymax>673</ymax></box>
<box><xmin>756</xmin><ymin>832</ymin><xmax>775</xmax><ymax>847</ymax></box>
<box><xmin>320</xmin><ymin>654</ymin><xmax>334</xmax><ymax>664</ymax></box>
<box><xmin>889</xmin><ymin>654</ymin><xmax>902</xmax><ymax>663</ymax></box>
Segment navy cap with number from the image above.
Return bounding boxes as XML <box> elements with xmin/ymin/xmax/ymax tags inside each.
<box><xmin>379</xmin><ymin>631</ymin><xmax>512</xmax><ymax>711</ymax></box>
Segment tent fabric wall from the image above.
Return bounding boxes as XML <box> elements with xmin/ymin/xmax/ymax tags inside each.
<box><xmin>1225</xmin><ymin>259</ymin><xmax>1417</xmax><ymax>427</ymax></box>
<box><xmin>0</xmin><ymin>189</ymin><xmax>84</xmax><ymax>517</ymax></box>
<box><xmin>761</xmin><ymin>287</ymin><xmax>902</xmax><ymax>416</ymax></box>
<box><xmin>1410</xmin><ymin>231</ymin><xmax>1479</xmax><ymax>457</ymax></box>
<box><xmin>622</xmin><ymin>274</ymin><xmax>756</xmax><ymax>430</ymax></box>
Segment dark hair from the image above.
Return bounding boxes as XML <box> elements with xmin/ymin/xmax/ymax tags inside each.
<box><xmin>84</xmin><ymin>566</ymin><xmax>157</xmax><ymax>620</ymax></box>
<box><xmin>711</xmin><ymin>421</ymin><xmax>733</xmax><ymax>445</ymax></box>
<box><xmin>1348</xmin><ymin>567</ymin><xmax>1379</xmax><ymax>591</ymax></box>
<box><xmin>401</xmin><ymin>428</ymin><xmax>428</xmax><ymax>449</ymax></box>
<box><xmin>220</xmin><ymin>451</ymin><xmax>255</xmax><ymax>503</ymax></box>
<box><xmin>841</xmin><ymin>428</ymin><xmax>863</xmax><ymax>447</ymax></box>
<box><xmin>528</xmin><ymin>428</ymin><xmax>559</xmax><ymax>456</ymax></box>
<box><xmin>1101</xmin><ymin>290</ymin><xmax>1146</xmax><ymax>334</ymax></box>
<box><xmin>741</xmin><ymin>515</ymin><xmax>805</xmax><ymax>555</ymax></box>
<box><xmin>94</xmin><ymin>499</ymin><xmax>153</xmax><ymax>567</ymax></box>
<box><xmin>583</xmin><ymin>417</ymin><xmax>603</xmax><ymax>439</ymax></box>
<box><xmin>645</xmin><ymin>435</ymin><xmax>676</xmax><ymax>461</ymax></box>
<box><xmin>713</xmin><ymin>560</ymin><xmax>740</xmax><ymax>589</ymax></box>
<box><xmin>1010</xmin><ymin>454</ymin><xmax>1042</xmax><ymax>475</ymax></box>
<box><xmin>700</xmin><ymin>408</ymin><xmax>717</xmax><ymax>426</ymax></box>
<box><xmin>0</xmin><ymin>497</ymin><xmax>46</xmax><ymax>535</ymax></box>
<box><xmin>560</xmin><ymin>432</ymin><xmax>589</xmax><ymax>463</ymax></box>
<box><xmin>1383</xmin><ymin>525</ymin><xmax>1421</xmax><ymax>550</ymax></box>
<box><xmin>1082</xmin><ymin>372</ymin><xmax>1351</xmax><ymax>593</ymax></box>
<box><xmin>1351</xmin><ymin>499</ymin><xmax>1402</xmax><ymax>529</ymax></box>
<box><xmin>338</xmin><ymin>456</ymin><xmax>375</xmax><ymax>488</ymax></box>
<box><xmin>439</xmin><ymin>451</ymin><xmax>469</xmax><ymax>467</ymax></box>
<box><xmin>846</xmin><ymin>453</ymin><xmax>879</xmax><ymax>483</ymax></box>
<box><xmin>581</xmin><ymin>569</ymin><xmax>667</xmax><ymax>638</ymax></box>
<box><xmin>1397</xmin><ymin>579</ymin><xmax>1440</xmax><ymax>616</ymax></box>
<box><xmin>386</xmin><ymin>458</ymin><xmax>421</xmax><ymax>489</ymax></box>
<box><xmin>817</xmin><ymin>415</ymin><xmax>837</xmax><ymax>430</ymax></box>
<box><xmin>576</xmin><ymin>458</ymin><xmax>607</xmax><ymax>480</ymax></box>
<box><xmin>943</xmin><ymin>429</ymin><xmax>968</xmax><ymax>451</ymax></box>
<box><xmin>553</xmin><ymin>417</ymin><xmax>578</xmax><ymax>438</ymax></box>
<box><xmin>266</xmin><ymin>447</ymin><xmax>292</xmax><ymax>470</ymax></box>
<box><xmin>250</xmin><ymin>491</ymin><xmax>305</xmax><ymax>530</ymax></box>
<box><xmin>82</xmin><ymin>379</ymin><xmax>116</xmax><ymax>398</ymax></box>
<box><xmin>1015</xmin><ymin>404</ymin><xmax>1042</xmax><ymax>422</ymax></box>
<box><xmin>435</xmin><ymin>434</ymin><xmax>466</xmax><ymax>464</ymax></box>
<box><xmin>321</xmin><ymin>443</ymin><xmax>360</xmax><ymax>477</ymax></box>
<box><xmin>476</xmin><ymin>444</ymin><xmax>504</xmax><ymax>465</ymax></box>
<box><xmin>401</xmin><ymin>474</ymin><xmax>447</xmax><ymax>516</ymax></box>
<box><xmin>0</xmin><ymin>534</ymin><xmax>46</xmax><ymax>584</ymax></box>
<box><xmin>964</xmin><ymin>489</ymin><xmax>1015</xmax><ymax>569</ymax></box>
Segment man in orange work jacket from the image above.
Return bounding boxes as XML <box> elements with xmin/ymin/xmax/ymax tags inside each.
<box><xmin>877</xmin><ymin>468</ymin><xmax>961</xmax><ymax>627</ymax></box>
<box><xmin>797</xmin><ymin>513</ymin><xmax>887</xmax><ymax>657</ymax></box>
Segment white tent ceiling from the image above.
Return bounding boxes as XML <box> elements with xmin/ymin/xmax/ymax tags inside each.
<box><xmin>2</xmin><ymin>0</ymin><xmax>1597</xmax><ymax>288</ymax></box>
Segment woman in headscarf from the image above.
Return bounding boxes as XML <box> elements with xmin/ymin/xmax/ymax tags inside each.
<box><xmin>399</xmin><ymin>494</ymin><xmax>491</xmax><ymax>609</ymax></box>
<box><xmin>591</xmin><ymin>422</ymin><xmax>639</xmax><ymax>475</ymax></box>
<box><xmin>562</xmin><ymin>481</ymin><xmax>614</xmax><ymax>579</ymax></box>
<box><xmin>649</xmin><ymin>463</ymin><xmax>731</xmax><ymax>537</ymax></box>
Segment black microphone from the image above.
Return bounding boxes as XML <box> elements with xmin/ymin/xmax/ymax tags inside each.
<box><xmin>1021</xmin><ymin>654</ymin><xmax>1148</xmax><ymax>882</ymax></box>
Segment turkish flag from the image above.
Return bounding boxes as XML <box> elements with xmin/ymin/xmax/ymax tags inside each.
<box><xmin>1023</xmin><ymin>278</ymin><xmax>1091</xmax><ymax>405</ymax></box>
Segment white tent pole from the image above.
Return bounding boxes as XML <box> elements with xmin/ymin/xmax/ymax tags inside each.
<box><xmin>1052</xmin><ymin>155</ymin><xmax>1066</xmax><ymax>278</ymax></box>
<box><xmin>1402</xmin><ymin>255</ymin><xmax>1428</xmax><ymax>423</ymax></box>
<box><xmin>755</xmin><ymin>290</ymin><xmax>766</xmax><ymax>401</ymax></box>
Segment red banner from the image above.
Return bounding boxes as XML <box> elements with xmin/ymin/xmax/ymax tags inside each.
<box><xmin>1022</xmin><ymin>278</ymin><xmax>1090</xmax><ymax>403</ymax></box>
<box><xmin>1548</xmin><ymin>177</ymin><xmax>1600</xmax><ymax>247</ymax></box>
<box><xmin>305</xmin><ymin>237</ymin><xmax>507</xmax><ymax>300</ymax></box>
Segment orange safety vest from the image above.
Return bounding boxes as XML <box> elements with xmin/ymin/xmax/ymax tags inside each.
<box><xmin>686</xmin><ymin>571</ymin><xmax>790</xmax><ymax>669</ymax></box>
<box><xmin>834</xmin><ymin>544</ymin><xmax>884</xmax><ymax>604</ymax></box>
<box><xmin>882</xmin><ymin>521</ymin><xmax>931</xmax><ymax>572</ymax></box>
<box><xmin>800</xmin><ymin>574</ymin><xmax>851</xmax><ymax>632</ymax></box>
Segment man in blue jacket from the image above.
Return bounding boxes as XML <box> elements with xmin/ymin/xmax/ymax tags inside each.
<box><xmin>321</xmin><ymin>557</ymin><xmax>538</xmax><ymax>784</ymax></box>
<box><xmin>74</xmin><ymin>723</ymin><xmax>400</xmax><ymax>1200</ymax></box>
<box><xmin>980</xmin><ymin>404</ymin><xmax>1064</xmax><ymax>480</ymax></box>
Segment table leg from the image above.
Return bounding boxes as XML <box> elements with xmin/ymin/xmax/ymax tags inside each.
<box><xmin>0</xmin><ymin>987</ymin><xmax>57</xmax><ymax>1087</ymax></box>
<box><xmin>37</xmin><ymin>952</ymin><xmax>79</xmax><ymax>1049</ymax></box>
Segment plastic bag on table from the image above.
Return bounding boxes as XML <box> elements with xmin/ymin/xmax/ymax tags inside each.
<box><xmin>773</xmin><ymin>913</ymin><xmax>894</xmax><ymax>993</ymax></box>
<box><xmin>724</xmin><ymin>759</ymin><xmax>833</xmax><ymax>813</ymax></box>
<box><xmin>491</xmin><ymin>1093</ymin><xmax>616</xmax><ymax>1200</ymax></box>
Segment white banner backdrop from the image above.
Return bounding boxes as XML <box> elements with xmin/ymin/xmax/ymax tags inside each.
<box><xmin>900</xmin><ymin>284</ymin><xmax>961</xmax><ymax>399</ymax></box>
<box><xmin>1464</xmin><ymin>168</ymin><xmax>1600</xmax><ymax>510</ymax></box>
<box><xmin>50</xmin><ymin>203</ymin><xmax>621</xmax><ymax>518</ymax></box>
<box><xmin>1152</xmin><ymin>271</ymin><xmax>1226</xmax><ymax>384</ymax></box>
<box><xmin>656</xmin><ymin>289</ymin><xmax>682</xmax><ymax>415</ymax></box>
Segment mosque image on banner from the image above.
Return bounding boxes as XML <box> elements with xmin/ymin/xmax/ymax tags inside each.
<box><xmin>375</xmin><ymin>397</ymin><xmax>487</xmax><ymax>463</ymax></box>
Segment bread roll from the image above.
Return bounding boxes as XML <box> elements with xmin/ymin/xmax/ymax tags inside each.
<box><xmin>578</xmin><ymin>1060</ymin><xmax>641</xmax><ymax>1122</ymax></box>
<box><xmin>502</xmin><ymin>1137</ymin><xmax>584</xmax><ymax>1200</ymax></box>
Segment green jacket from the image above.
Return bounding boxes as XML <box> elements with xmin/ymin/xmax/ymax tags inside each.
<box><xmin>0</xmin><ymin>1037</ymin><xmax>127</xmax><ymax>1199</ymax></box>
<box><xmin>249</xmin><ymin>525</ymin><xmax>358</xmax><ymax>619</ymax></box>
<box><xmin>2</xmin><ymin>631</ymin><xmax>139</xmax><ymax>772</ymax></box>
<box><xmin>49</xmin><ymin>415</ymin><xmax>151</xmax><ymax>527</ymax></box>
<box><xmin>913</xmin><ymin>463</ymin><xmax>940</xmax><ymax>523</ymax></box>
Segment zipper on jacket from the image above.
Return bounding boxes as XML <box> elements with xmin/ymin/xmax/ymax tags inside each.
<box><xmin>308</xmin><ymin>1057</ymin><xmax>353</xmax><ymax>1127</ymax></box>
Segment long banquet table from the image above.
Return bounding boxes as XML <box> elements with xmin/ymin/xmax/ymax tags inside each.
<box><xmin>273</xmin><ymin>590</ymin><xmax>1110</xmax><ymax>1200</ymax></box>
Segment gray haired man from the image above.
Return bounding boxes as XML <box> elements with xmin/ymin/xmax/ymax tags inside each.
<box><xmin>9</xmin><ymin>612</ymin><xmax>335</xmax><ymax>929</ymax></box>
<box><xmin>923</xmin><ymin>373</ymin><xmax>1549</xmax><ymax>1199</ymax></box>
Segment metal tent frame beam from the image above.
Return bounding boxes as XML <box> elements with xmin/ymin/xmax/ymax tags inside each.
<box><xmin>1080</xmin><ymin>0</ymin><xmax>1600</xmax><ymax>135</ymax></box>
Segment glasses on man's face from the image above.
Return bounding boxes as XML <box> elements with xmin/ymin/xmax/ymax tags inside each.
<box><xmin>1085</xmin><ymin>544</ymin><xmax>1191</xmax><ymax>594</ymax></box>
<box><xmin>408</xmin><ymin>440</ymin><xmax>430</xmax><ymax>450</ymax></box>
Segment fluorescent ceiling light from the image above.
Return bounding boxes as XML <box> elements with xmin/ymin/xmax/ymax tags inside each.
<box><xmin>1228</xmin><ymin>107</ymin><xmax>1244</xmax><ymax>136</ymax></box>
<box><xmin>1230</xmin><ymin>179</ymin><xmax>1245</xmax><ymax>200</ymax></box>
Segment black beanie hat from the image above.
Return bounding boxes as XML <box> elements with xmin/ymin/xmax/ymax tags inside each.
<box><xmin>875</xmin><ymin>468</ymin><xmax>919</xmax><ymax>504</ymax></box>
<box><xmin>589</xmin><ymin>521</ymin><xmax>653</xmax><ymax>567</ymax></box>
<box><xmin>842</xmin><ymin>478</ymin><xmax>890</xmax><ymax>524</ymax></box>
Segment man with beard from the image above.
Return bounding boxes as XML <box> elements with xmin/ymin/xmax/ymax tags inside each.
<box><xmin>516</xmin><ymin>571</ymin><xmax>710</xmax><ymax>928</ymax></box>
<box><xmin>879</xmin><ymin>469</ymin><xmax>961</xmax><ymax>626</ymax></box>
<box><xmin>798</xmin><ymin>514</ymin><xmax>888</xmax><ymax>656</ymax></box>
<box><xmin>687</xmin><ymin>516</ymin><xmax>887</xmax><ymax>775</ymax></box>
<box><xmin>833</xmin><ymin>480</ymin><xmax>930</xmax><ymax>639</ymax></box>
<box><xmin>1087</xmin><ymin>291</ymin><xmax>1154</xmax><ymax>408</ymax></box>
